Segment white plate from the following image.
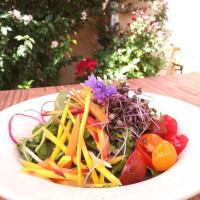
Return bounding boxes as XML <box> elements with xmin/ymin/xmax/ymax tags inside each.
<box><xmin>0</xmin><ymin>93</ymin><xmax>200</xmax><ymax>200</ymax></box>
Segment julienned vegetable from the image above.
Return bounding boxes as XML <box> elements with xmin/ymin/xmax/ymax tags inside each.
<box><xmin>9</xmin><ymin>74</ymin><xmax>189</xmax><ymax>188</ymax></box>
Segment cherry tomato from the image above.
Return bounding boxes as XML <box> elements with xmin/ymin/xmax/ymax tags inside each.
<box><xmin>136</xmin><ymin>133</ymin><xmax>163</xmax><ymax>169</ymax></box>
<box><xmin>119</xmin><ymin>149</ymin><xmax>147</xmax><ymax>185</ymax></box>
<box><xmin>166</xmin><ymin>134</ymin><xmax>188</xmax><ymax>155</ymax></box>
<box><xmin>163</xmin><ymin>114</ymin><xmax>178</xmax><ymax>140</ymax></box>
<box><xmin>146</xmin><ymin>117</ymin><xmax>168</xmax><ymax>138</ymax></box>
<box><xmin>152</xmin><ymin>140</ymin><xmax>177</xmax><ymax>171</ymax></box>
<box><xmin>141</xmin><ymin>133</ymin><xmax>163</xmax><ymax>153</ymax></box>
<box><xmin>135</xmin><ymin>141</ymin><xmax>154</xmax><ymax>169</ymax></box>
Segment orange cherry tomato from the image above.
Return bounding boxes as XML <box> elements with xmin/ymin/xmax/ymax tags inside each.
<box><xmin>152</xmin><ymin>140</ymin><xmax>177</xmax><ymax>171</ymax></box>
<box><xmin>141</xmin><ymin>133</ymin><xmax>163</xmax><ymax>153</ymax></box>
<box><xmin>136</xmin><ymin>133</ymin><xmax>163</xmax><ymax>169</ymax></box>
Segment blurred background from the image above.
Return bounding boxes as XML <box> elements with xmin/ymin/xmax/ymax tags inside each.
<box><xmin>0</xmin><ymin>0</ymin><xmax>199</xmax><ymax>90</ymax></box>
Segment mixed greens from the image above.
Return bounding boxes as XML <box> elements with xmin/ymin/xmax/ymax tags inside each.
<box><xmin>9</xmin><ymin>75</ymin><xmax>188</xmax><ymax>187</ymax></box>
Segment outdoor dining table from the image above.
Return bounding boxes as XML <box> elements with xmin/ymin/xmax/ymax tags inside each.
<box><xmin>0</xmin><ymin>72</ymin><xmax>200</xmax><ymax>200</ymax></box>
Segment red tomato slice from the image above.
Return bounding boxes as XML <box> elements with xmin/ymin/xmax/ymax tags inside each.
<box><xmin>147</xmin><ymin>118</ymin><xmax>168</xmax><ymax>138</ymax></box>
<box><xmin>163</xmin><ymin>114</ymin><xmax>178</xmax><ymax>140</ymax></box>
<box><xmin>135</xmin><ymin>141</ymin><xmax>154</xmax><ymax>169</ymax></box>
<box><xmin>166</xmin><ymin>134</ymin><xmax>188</xmax><ymax>155</ymax></box>
<box><xmin>119</xmin><ymin>149</ymin><xmax>147</xmax><ymax>185</ymax></box>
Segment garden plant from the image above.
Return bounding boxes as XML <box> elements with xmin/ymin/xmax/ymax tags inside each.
<box><xmin>0</xmin><ymin>0</ymin><xmax>169</xmax><ymax>89</ymax></box>
<box><xmin>0</xmin><ymin>0</ymin><xmax>105</xmax><ymax>90</ymax></box>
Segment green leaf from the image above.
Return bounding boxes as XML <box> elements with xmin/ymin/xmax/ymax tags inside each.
<box><xmin>54</xmin><ymin>88</ymin><xmax>69</xmax><ymax>110</ymax></box>
<box><xmin>37</xmin><ymin>140</ymin><xmax>55</xmax><ymax>160</ymax></box>
<box><xmin>29</xmin><ymin>38</ymin><xmax>35</xmax><ymax>44</ymax></box>
<box><xmin>71</xmin><ymin>40</ymin><xmax>77</xmax><ymax>45</ymax></box>
<box><xmin>1</xmin><ymin>26</ymin><xmax>11</xmax><ymax>35</ymax></box>
<box><xmin>46</xmin><ymin>14</ymin><xmax>53</xmax><ymax>22</ymax></box>
<box><xmin>64</xmin><ymin>20</ymin><xmax>69</xmax><ymax>27</ymax></box>
<box><xmin>26</xmin><ymin>41</ymin><xmax>33</xmax><ymax>49</ymax></box>
<box><xmin>15</xmin><ymin>35</ymin><xmax>23</xmax><ymax>41</ymax></box>
<box><xmin>66</xmin><ymin>34</ymin><xmax>70</xmax><ymax>40</ymax></box>
<box><xmin>54</xmin><ymin>15</ymin><xmax>61</xmax><ymax>23</ymax></box>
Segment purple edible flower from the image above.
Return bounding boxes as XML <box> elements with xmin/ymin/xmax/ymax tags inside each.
<box><xmin>85</xmin><ymin>74</ymin><xmax>117</xmax><ymax>103</ymax></box>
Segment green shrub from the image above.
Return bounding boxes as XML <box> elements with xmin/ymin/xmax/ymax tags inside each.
<box><xmin>0</xmin><ymin>0</ymin><xmax>105</xmax><ymax>90</ymax></box>
<box><xmin>93</xmin><ymin>4</ymin><xmax>169</xmax><ymax>80</ymax></box>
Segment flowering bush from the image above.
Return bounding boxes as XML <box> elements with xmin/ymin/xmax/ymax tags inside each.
<box><xmin>0</xmin><ymin>0</ymin><xmax>104</xmax><ymax>90</ymax></box>
<box><xmin>93</xmin><ymin>3</ymin><xmax>169</xmax><ymax>80</ymax></box>
<box><xmin>76</xmin><ymin>57</ymin><xmax>98</xmax><ymax>82</ymax></box>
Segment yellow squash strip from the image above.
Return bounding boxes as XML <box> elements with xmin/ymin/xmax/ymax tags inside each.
<box><xmin>100</xmin><ymin>170</ymin><xmax>105</xmax><ymax>184</ymax></box>
<box><xmin>22</xmin><ymin>167</ymin><xmax>65</xmax><ymax>179</ymax></box>
<box><xmin>67</xmin><ymin>107</ymin><xmax>75</xmax><ymax>124</ymax></box>
<box><xmin>55</xmin><ymin>180</ymin><xmax>119</xmax><ymax>188</ymax></box>
<box><xmin>20</xmin><ymin>159</ymin><xmax>43</xmax><ymax>169</ymax></box>
<box><xmin>63</xmin><ymin>172</ymin><xmax>84</xmax><ymax>182</ymax></box>
<box><xmin>80</xmin><ymin>87</ymin><xmax>91</xmax><ymax>97</ymax></box>
<box><xmin>70</xmin><ymin>95</ymin><xmax>84</xmax><ymax>108</ymax></box>
<box><xmin>72</xmin><ymin>88</ymin><xmax>85</xmax><ymax>105</ymax></box>
<box><xmin>45</xmin><ymin>110</ymin><xmax>63</xmax><ymax>115</ymax></box>
<box><xmin>44</xmin><ymin>159</ymin><xmax>60</xmax><ymax>170</ymax></box>
<box><xmin>84</xmin><ymin>183</ymin><xmax>119</xmax><ymax>188</ymax></box>
<box><xmin>38</xmin><ymin>161</ymin><xmax>52</xmax><ymax>171</ymax></box>
<box><xmin>43</xmin><ymin>127</ymin><xmax>67</xmax><ymax>153</ymax></box>
<box><xmin>82</xmin><ymin>141</ymin><xmax>99</xmax><ymax>184</ymax></box>
<box><xmin>50</xmin><ymin>120</ymin><xmax>72</xmax><ymax>161</ymax></box>
<box><xmin>50</xmin><ymin>115</ymin><xmax>71</xmax><ymax>139</ymax></box>
<box><xmin>100</xmin><ymin>154</ymin><xmax>105</xmax><ymax>184</ymax></box>
<box><xmin>95</xmin><ymin>164</ymin><xmax>122</xmax><ymax>185</ymax></box>
<box><xmin>55</xmin><ymin>180</ymin><xmax>78</xmax><ymax>187</ymax></box>
<box><xmin>76</xmin><ymin>90</ymin><xmax>91</xmax><ymax>187</ymax></box>
<box><xmin>65</xmin><ymin>101</ymin><xmax>82</xmax><ymax>109</ymax></box>
<box><xmin>107</xmin><ymin>155</ymin><xmax>126</xmax><ymax>165</ymax></box>
<box><xmin>57</xmin><ymin>104</ymin><xmax>69</xmax><ymax>140</ymax></box>
<box><xmin>57</xmin><ymin>156</ymin><xmax>72</xmax><ymax>168</ymax></box>
<box><xmin>72</xmin><ymin>156</ymin><xmax>88</xmax><ymax>169</ymax></box>
<box><xmin>88</xmin><ymin>151</ymin><xmax>111</xmax><ymax>168</ymax></box>
<box><xmin>23</xmin><ymin>170</ymin><xmax>53</xmax><ymax>182</ymax></box>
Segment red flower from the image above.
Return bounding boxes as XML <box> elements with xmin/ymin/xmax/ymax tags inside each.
<box><xmin>89</xmin><ymin>67</ymin><xmax>94</xmax><ymax>71</ymax></box>
<box><xmin>76</xmin><ymin>57</ymin><xmax>98</xmax><ymax>78</ymax></box>
<box><xmin>131</xmin><ymin>32</ymin><xmax>135</xmax><ymax>35</ymax></box>
<box><xmin>127</xmin><ymin>23</ymin><xmax>131</xmax><ymax>27</ymax></box>
<box><xmin>143</xmin><ymin>29</ymin><xmax>148</xmax><ymax>33</ymax></box>
<box><xmin>77</xmin><ymin>71</ymin><xmax>82</xmax><ymax>77</ymax></box>
<box><xmin>132</xmin><ymin>17</ymin><xmax>136</xmax><ymax>21</ymax></box>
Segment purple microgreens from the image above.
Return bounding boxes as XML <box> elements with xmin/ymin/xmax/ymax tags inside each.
<box><xmin>105</xmin><ymin>84</ymin><xmax>158</xmax><ymax>158</ymax></box>
<box><xmin>84</xmin><ymin>74</ymin><xmax>117</xmax><ymax>104</ymax></box>
<box><xmin>110</xmin><ymin>130</ymin><xmax>128</xmax><ymax>163</ymax></box>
